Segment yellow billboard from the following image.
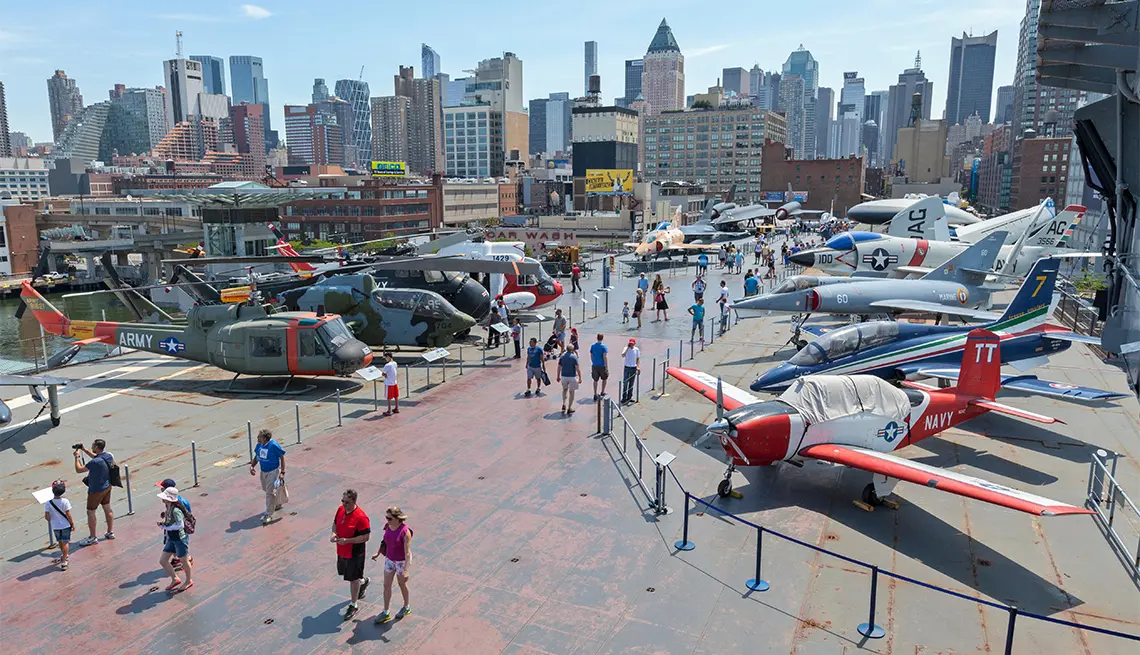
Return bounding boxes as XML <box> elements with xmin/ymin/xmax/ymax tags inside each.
<box><xmin>585</xmin><ymin>169</ymin><xmax>633</xmax><ymax>195</ymax></box>
<box><xmin>370</xmin><ymin>161</ymin><xmax>407</xmax><ymax>177</ymax></box>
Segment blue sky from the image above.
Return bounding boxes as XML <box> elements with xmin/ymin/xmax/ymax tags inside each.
<box><xmin>0</xmin><ymin>0</ymin><xmax>1026</xmax><ymax>143</ymax></box>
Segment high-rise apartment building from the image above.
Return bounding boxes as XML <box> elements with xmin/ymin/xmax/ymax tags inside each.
<box><xmin>782</xmin><ymin>47</ymin><xmax>819</xmax><ymax>158</ymax></box>
<box><xmin>51</xmin><ymin>101</ymin><xmax>109</xmax><ymax>163</ymax></box>
<box><xmin>836</xmin><ymin>72</ymin><xmax>865</xmax><ymax>158</ymax></box>
<box><xmin>584</xmin><ymin>42</ymin><xmax>598</xmax><ymax>96</ymax></box>
<box><xmin>102</xmin><ymin>85</ymin><xmax>167</xmax><ymax>159</ymax></box>
<box><xmin>334</xmin><ymin>79</ymin><xmax>372</xmax><ymax>166</ymax></box>
<box><xmin>641</xmin><ymin>19</ymin><xmax>685</xmax><ymax>114</ymax></box>
<box><xmin>779</xmin><ymin>74</ymin><xmax>808</xmax><ymax>159</ymax></box>
<box><xmin>444</xmin><ymin>105</ymin><xmax>499</xmax><ymax>177</ymax></box>
<box><xmin>163</xmin><ymin>58</ymin><xmax>204</xmax><ymax>131</ymax></box>
<box><xmin>370</xmin><ymin>95</ymin><xmax>409</xmax><ymax>162</ymax></box>
<box><xmin>749</xmin><ymin>66</ymin><xmax>764</xmax><ymax>96</ymax></box>
<box><xmin>313</xmin><ymin>97</ymin><xmax>354</xmax><ymax>164</ymax></box>
<box><xmin>945</xmin><ymin>30</ymin><xmax>998</xmax><ymax>124</ymax></box>
<box><xmin>641</xmin><ymin>107</ymin><xmax>786</xmax><ymax>200</ymax></box>
<box><xmin>995</xmin><ymin>85</ymin><xmax>1015</xmax><ymax>124</ymax></box>
<box><xmin>815</xmin><ymin>87</ymin><xmax>833</xmax><ymax>158</ymax></box>
<box><xmin>528</xmin><ymin>93</ymin><xmax>572</xmax><ymax>158</ymax></box>
<box><xmin>393</xmin><ymin>66</ymin><xmax>443</xmax><ymax>174</ymax></box>
<box><xmin>230</xmin><ymin>103</ymin><xmax>266</xmax><ymax>177</ymax></box>
<box><xmin>464</xmin><ymin>53</ymin><xmax>527</xmax><ymax>162</ymax></box>
<box><xmin>312</xmin><ymin>78</ymin><xmax>329</xmax><ymax>104</ymax></box>
<box><xmin>229</xmin><ymin>56</ymin><xmax>276</xmax><ymax>150</ymax></box>
<box><xmin>0</xmin><ymin>81</ymin><xmax>10</xmax><ymax>157</ymax></box>
<box><xmin>622</xmin><ymin>59</ymin><xmax>643</xmax><ymax>107</ymax></box>
<box><xmin>190</xmin><ymin>56</ymin><xmax>226</xmax><ymax>96</ymax></box>
<box><xmin>47</xmin><ymin>70</ymin><xmax>84</xmax><ymax>141</ymax></box>
<box><xmin>884</xmin><ymin>53</ymin><xmax>934</xmax><ymax>166</ymax></box>
<box><xmin>1011</xmin><ymin>0</ymin><xmax>1083</xmax><ymax>140</ymax></box>
<box><xmin>721</xmin><ymin>67</ymin><xmax>749</xmax><ymax>97</ymax></box>
<box><xmin>283</xmin><ymin>104</ymin><xmax>343</xmax><ymax>166</ymax></box>
<box><xmin>422</xmin><ymin>44</ymin><xmax>441</xmax><ymax>80</ymax></box>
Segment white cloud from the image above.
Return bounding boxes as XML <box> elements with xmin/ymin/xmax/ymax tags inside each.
<box><xmin>688</xmin><ymin>44</ymin><xmax>730</xmax><ymax>58</ymax></box>
<box><xmin>241</xmin><ymin>4</ymin><xmax>273</xmax><ymax>20</ymax></box>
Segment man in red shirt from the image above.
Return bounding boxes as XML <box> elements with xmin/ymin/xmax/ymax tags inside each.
<box><xmin>570</xmin><ymin>263</ymin><xmax>582</xmax><ymax>293</ymax></box>
<box><xmin>331</xmin><ymin>489</ymin><xmax>371</xmax><ymax>620</ymax></box>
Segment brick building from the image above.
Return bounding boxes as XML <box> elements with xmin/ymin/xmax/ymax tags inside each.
<box><xmin>499</xmin><ymin>182</ymin><xmax>520</xmax><ymax>217</ymax></box>
<box><xmin>760</xmin><ymin>140</ymin><xmax>865</xmax><ymax>214</ymax></box>
<box><xmin>1009</xmin><ymin>136</ymin><xmax>1069</xmax><ymax>211</ymax></box>
<box><xmin>280</xmin><ymin>177</ymin><xmax>443</xmax><ymax>238</ymax></box>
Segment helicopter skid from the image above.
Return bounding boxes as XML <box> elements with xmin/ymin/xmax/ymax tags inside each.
<box><xmin>216</xmin><ymin>374</ymin><xmax>317</xmax><ymax>396</ymax></box>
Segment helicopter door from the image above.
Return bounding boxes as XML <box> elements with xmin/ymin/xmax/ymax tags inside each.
<box><xmin>291</xmin><ymin>326</ymin><xmax>332</xmax><ymax>375</ymax></box>
<box><xmin>247</xmin><ymin>331</ymin><xmax>285</xmax><ymax>375</ymax></box>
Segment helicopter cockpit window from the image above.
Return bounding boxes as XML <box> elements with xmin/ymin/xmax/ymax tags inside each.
<box><xmin>298</xmin><ymin>330</ymin><xmax>328</xmax><ymax>357</ymax></box>
<box><xmin>375</xmin><ymin>289</ymin><xmax>421</xmax><ymax>312</ymax></box>
<box><xmin>416</xmin><ymin>293</ymin><xmax>452</xmax><ymax>319</ymax></box>
<box><xmin>518</xmin><ymin>274</ymin><xmax>537</xmax><ymax>287</ymax></box>
<box><xmin>423</xmin><ymin>270</ymin><xmax>446</xmax><ymax>284</ymax></box>
<box><xmin>393</xmin><ymin>269</ymin><xmax>411</xmax><ymax>278</ymax></box>
<box><xmin>317</xmin><ymin>319</ymin><xmax>354</xmax><ymax>349</ymax></box>
<box><xmin>252</xmin><ymin>335</ymin><xmax>283</xmax><ymax>357</ymax></box>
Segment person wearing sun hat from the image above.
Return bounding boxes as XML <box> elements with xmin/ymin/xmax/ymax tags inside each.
<box><xmin>620</xmin><ymin>338</ymin><xmax>640</xmax><ymax>404</ymax></box>
<box><xmin>157</xmin><ymin>486</ymin><xmax>193</xmax><ymax>593</ymax></box>
<box><xmin>155</xmin><ymin>478</ymin><xmax>193</xmax><ymax>571</ymax></box>
<box><xmin>372</xmin><ymin>506</ymin><xmax>413</xmax><ymax>624</ymax></box>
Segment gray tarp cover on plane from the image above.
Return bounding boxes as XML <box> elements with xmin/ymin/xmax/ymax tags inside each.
<box><xmin>778</xmin><ymin>375</ymin><xmax>910</xmax><ymax>425</ymax></box>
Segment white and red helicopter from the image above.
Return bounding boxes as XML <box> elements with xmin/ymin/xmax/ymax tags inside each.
<box><xmin>667</xmin><ymin>328</ymin><xmax>1094</xmax><ymax>517</ymax></box>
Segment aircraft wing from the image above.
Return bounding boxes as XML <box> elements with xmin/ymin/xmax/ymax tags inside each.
<box><xmin>798</xmin><ymin>444</ymin><xmax>1093</xmax><ymax>516</ymax></box>
<box><xmin>665</xmin><ymin>367</ymin><xmax>761</xmax><ymax>411</ymax></box>
<box><xmin>0</xmin><ymin>374</ymin><xmax>68</xmax><ymax>386</ymax></box>
<box><xmin>664</xmin><ymin>243</ymin><xmax>722</xmax><ymax>252</ymax></box>
<box><xmin>867</xmin><ymin>299</ymin><xmax>1001</xmax><ymax>322</ymax></box>
<box><xmin>895</xmin><ymin>265</ymin><xmax>936</xmax><ymax>276</ymax></box>
<box><xmin>367</xmin><ymin>256</ymin><xmax>545</xmax><ymax>276</ymax></box>
<box><xmin>1042</xmin><ymin>331</ymin><xmax>1103</xmax><ymax>345</ymax></box>
<box><xmin>915</xmin><ymin>368</ymin><xmax>1128</xmax><ymax>401</ymax></box>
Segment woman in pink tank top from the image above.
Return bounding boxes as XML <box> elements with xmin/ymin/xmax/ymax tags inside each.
<box><xmin>370</xmin><ymin>506</ymin><xmax>413</xmax><ymax>623</ymax></box>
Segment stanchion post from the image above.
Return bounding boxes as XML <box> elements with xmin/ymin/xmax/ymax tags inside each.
<box><xmin>651</xmin><ymin>357</ymin><xmax>657</xmax><ymax>390</ymax></box>
<box><xmin>636</xmin><ymin>369</ymin><xmax>641</xmax><ymax>403</ymax></box>
<box><xmin>336</xmin><ymin>388</ymin><xmax>342</xmax><ymax>427</ymax></box>
<box><xmin>191</xmin><ymin>441</ymin><xmax>199</xmax><ymax>487</ymax></box>
<box><xmin>661</xmin><ymin>360</ymin><xmax>667</xmax><ymax>394</ymax></box>
<box><xmin>746</xmin><ymin>527</ymin><xmax>769</xmax><ymax>591</ymax></box>
<box><xmin>856</xmin><ymin>565</ymin><xmax>886</xmax><ymax>638</ymax></box>
<box><xmin>1003</xmin><ymin>607</ymin><xmax>1018</xmax><ymax>655</ymax></box>
<box><xmin>373</xmin><ymin>381</ymin><xmax>378</xmax><ymax>411</ymax></box>
<box><xmin>405</xmin><ymin>365</ymin><xmax>411</xmax><ymax>398</ymax></box>
<box><xmin>247</xmin><ymin>421</ymin><xmax>253</xmax><ymax>462</ymax></box>
<box><xmin>674</xmin><ymin>492</ymin><xmax>695</xmax><ymax>550</ymax></box>
<box><xmin>295</xmin><ymin>404</ymin><xmax>301</xmax><ymax>444</ymax></box>
<box><xmin>678</xmin><ymin>340</ymin><xmax>683</xmax><ymax>366</ymax></box>
<box><xmin>482</xmin><ymin>344</ymin><xmax>486</xmax><ymax>367</ymax></box>
<box><xmin>459</xmin><ymin>345</ymin><xmax>464</xmax><ymax>376</ymax></box>
<box><xmin>124</xmin><ymin>464</ymin><xmax>134</xmax><ymax>515</ymax></box>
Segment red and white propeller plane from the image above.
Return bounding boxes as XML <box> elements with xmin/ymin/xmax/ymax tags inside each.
<box><xmin>667</xmin><ymin>328</ymin><xmax>1094</xmax><ymax>517</ymax></box>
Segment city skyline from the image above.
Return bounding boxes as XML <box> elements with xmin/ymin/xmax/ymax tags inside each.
<box><xmin>0</xmin><ymin>1</ymin><xmax>1024</xmax><ymax>143</ymax></box>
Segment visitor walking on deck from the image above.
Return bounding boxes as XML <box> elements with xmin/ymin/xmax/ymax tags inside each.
<box><xmin>571</xmin><ymin>263</ymin><xmax>582</xmax><ymax>293</ymax></box>
<box><xmin>157</xmin><ymin>486</ymin><xmax>194</xmax><ymax>593</ymax></box>
<box><xmin>654</xmin><ymin>286</ymin><xmax>670</xmax><ymax>322</ymax></box>
<box><xmin>44</xmin><ymin>480</ymin><xmax>74</xmax><ymax>571</ymax></box>
<box><xmin>633</xmin><ymin>289</ymin><xmax>645</xmax><ymax>329</ymax></box>
<box><xmin>589</xmin><ymin>333</ymin><xmax>609</xmax><ymax>400</ymax></box>
<box><xmin>249</xmin><ymin>429</ymin><xmax>286</xmax><ymax>525</ymax></box>
<box><xmin>372</xmin><ymin>507</ymin><xmax>413</xmax><ymax>623</ymax></box>
<box><xmin>74</xmin><ymin>439</ymin><xmax>116</xmax><ymax>546</ymax></box>
<box><xmin>382</xmin><ymin>353</ymin><xmax>399</xmax><ymax>415</ymax></box>
<box><xmin>524</xmin><ymin>337</ymin><xmax>546</xmax><ymax>397</ymax></box>
<box><xmin>620</xmin><ymin>339</ymin><xmax>640</xmax><ymax>404</ymax></box>
<box><xmin>332</xmin><ymin>489</ymin><xmax>372</xmax><ymax>621</ymax></box>
<box><xmin>557</xmin><ymin>345</ymin><xmax>582</xmax><ymax>414</ymax></box>
<box><xmin>552</xmin><ymin>309</ymin><xmax>568</xmax><ymax>354</ymax></box>
<box><xmin>156</xmin><ymin>478</ymin><xmax>194</xmax><ymax>571</ymax></box>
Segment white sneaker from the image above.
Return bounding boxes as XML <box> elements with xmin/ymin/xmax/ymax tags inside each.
<box><xmin>77</xmin><ymin>536</ymin><xmax>98</xmax><ymax>546</ymax></box>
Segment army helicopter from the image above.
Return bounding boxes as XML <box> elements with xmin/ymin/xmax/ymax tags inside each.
<box><xmin>20</xmin><ymin>281</ymin><xmax>373</xmax><ymax>392</ymax></box>
<box><xmin>276</xmin><ymin>274</ymin><xmax>477</xmax><ymax>349</ymax></box>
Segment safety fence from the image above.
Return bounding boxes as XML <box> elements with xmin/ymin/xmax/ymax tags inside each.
<box><xmin>1054</xmin><ymin>289</ymin><xmax>1103</xmax><ymax>338</ymax></box>
<box><xmin>594</xmin><ymin>396</ymin><xmax>1140</xmax><ymax>653</ymax></box>
<box><xmin>1087</xmin><ymin>448</ymin><xmax>1140</xmax><ymax>581</ymax></box>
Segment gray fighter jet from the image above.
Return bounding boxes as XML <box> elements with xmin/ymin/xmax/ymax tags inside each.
<box><xmin>732</xmin><ymin>231</ymin><xmax>1008</xmax><ymax>321</ymax></box>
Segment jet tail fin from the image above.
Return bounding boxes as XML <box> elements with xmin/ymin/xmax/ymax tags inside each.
<box><xmin>19</xmin><ymin>281</ymin><xmax>68</xmax><ymax>336</ymax></box>
<box><xmin>955</xmin><ymin>328</ymin><xmax>1002</xmax><ymax>399</ymax></box>
<box><xmin>989</xmin><ymin>258</ymin><xmax>1060</xmax><ymax>329</ymax></box>
<box><xmin>886</xmin><ymin>196</ymin><xmax>948</xmax><ymax>240</ymax></box>
<box><xmin>920</xmin><ymin>231</ymin><xmax>1007</xmax><ymax>284</ymax></box>
<box><xmin>268</xmin><ymin>223</ymin><xmax>316</xmax><ymax>273</ymax></box>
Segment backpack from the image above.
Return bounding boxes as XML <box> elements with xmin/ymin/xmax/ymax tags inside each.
<box><xmin>177</xmin><ymin>501</ymin><xmax>196</xmax><ymax>535</ymax></box>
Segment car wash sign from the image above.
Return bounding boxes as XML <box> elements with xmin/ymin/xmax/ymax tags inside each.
<box><xmin>489</xmin><ymin>229</ymin><xmax>579</xmax><ymax>249</ymax></box>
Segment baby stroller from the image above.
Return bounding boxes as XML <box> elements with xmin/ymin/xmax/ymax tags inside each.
<box><xmin>542</xmin><ymin>332</ymin><xmax>560</xmax><ymax>359</ymax></box>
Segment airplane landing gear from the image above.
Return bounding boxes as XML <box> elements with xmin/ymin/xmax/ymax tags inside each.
<box><xmin>717</xmin><ymin>465</ymin><xmax>736</xmax><ymax>498</ymax></box>
<box><xmin>861</xmin><ymin>483</ymin><xmax>882</xmax><ymax>507</ymax></box>
<box><xmin>857</xmin><ymin>480</ymin><xmax>901</xmax><ymax>511</ymax></box>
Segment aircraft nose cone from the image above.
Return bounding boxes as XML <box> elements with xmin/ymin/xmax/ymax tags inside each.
<box><xmin>751</xmin><ymin>365</ymin><xmax>792</xmax><ymax>392</ymax></box>
<box><xmin>788</xmin><ymin>251</ymin><xmax>816</xmax><ymax>267</ymax></box>
<box><xmin>454</xmin><ymin>311</ymin><xmax>477</xmax><ymax>333</ymax></box>
<box><xmin>333</xmin><ymin>339</ymin><xmax>372</xmax><ymax>375</ymax></box>
<box><xmin>552</xmin><ymin>280</ymin><xmax>563</xmax><ymax>297</ymax></box>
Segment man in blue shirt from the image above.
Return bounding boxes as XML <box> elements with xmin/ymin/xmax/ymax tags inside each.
<box><xmin>744</xmin><ymin>274</ymin><xmax>760</xmax><ymax>297</ymax></box>
<box><xmin>249</xmin><ymin>429</ymin><xmax>287</xmax><ymax>525</ymax></box>
<box><xmin>697</xmin><ymin>253</ymin><xmax>708</xmax><ymax>274</ymax></box>
<box><xmin>73</xmin><ymin>439</ymin><xmax>115</xmax><ymax>546</ymax></box>
<box><xmin>637</xmin><ymin>273</ymin><xmax>649</xmax><ymax>294</ymax></box>
<box><xmin>588</xmin><ymin>334</ymin><xmax>609</xmax><ymax>401</ymax></box>
<box><xmin>556</xmin><ymin>345</ymin><xmax>582</xmax><ymax>415</ymax></box>
<box><xmin>689</xmin><ymin>298</ymin><xmax>706</xmax><ymax>342</ymax></box>
<box><xmin>524</xmin><ymin>337</ymin><xmax>547</xmax><ymax>397</ymax></box>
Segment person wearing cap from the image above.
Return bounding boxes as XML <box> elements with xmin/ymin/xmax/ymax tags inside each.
<box><xmin>332</xmin><ymin>488</ymin><xmax>371</xmax><ymax>621</ymax></box>
<box><xmin>156</xmin><ymin>479</ymin><xmax>193</xmax><ymax>571</ymax></box>
<box><xmin>249</xmin><ymin>429</ymin><xmax>287</xmax><ymax>525</ymax></box>
<box><xmin>371</xmin><ymin>506</ymin><xmax>413</xmax><ymax>624</ymax></box>
<box><xmin>620</xmin><ymin>339</ymin><xmax>641</xmax><ymax>404</ymax></box>
<box><xmin>157</xmin><ymin>486</ymin><xmax>193</xmax><ymax>593</ymax></box>
<box><xmin>43</xmin><ymin>480</ymin><xmax>75</xmax><ymax>571</ymax></box>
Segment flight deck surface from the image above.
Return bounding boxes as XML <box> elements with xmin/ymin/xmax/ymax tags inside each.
<box><xmin>1</xmin><ymin>251</ymin><xmax>1138</xmax><ymax>654</ymax></box>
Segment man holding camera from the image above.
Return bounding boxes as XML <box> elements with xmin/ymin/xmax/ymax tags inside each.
<box><xmin>73</xmin><ymin>439</ymin><xmax>115</xmax><ymax>546</ymax></box>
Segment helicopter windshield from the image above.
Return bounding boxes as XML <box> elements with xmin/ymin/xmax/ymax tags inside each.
<box><xmin>534</xmin><ymin>262</ymin><xmax>556</xmax><ymax>295</ymax></box>
<box><xmin>423</xmin><ymin>270</ymin><xmax>446</xmax><ymax>284</ymax></box>
<box><xmin>374</xmin><ymin>289</ymin><xmax>452</xmax><ymax>319</ymax></box>
<box><xmin>773</xmin><ymin>277</ymin><xmax>821</xmax><ymax>294</ymax></box>
<box><xmin>789</xmin><ymin>322</ymin><xmax>900</xmax><ymax>366</ymax></box>
<box><xmin>318</xmin><ymin>318</ymin><xmax>354</xmax><ymax>349</ymax></box>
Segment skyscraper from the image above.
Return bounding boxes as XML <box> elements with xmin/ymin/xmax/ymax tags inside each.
<box><xmin>102</xmin><ymin>85</ymin><xmax>167</xmax><ymax>159</ymax></box>
<box><xmin>312</xmin><ymin>78</ymin><xmax>329</xmax><ymax>104</ymax></box>
<box><xmin>779</xmin><ymin>74</ymin><xmax>807</xmax><ymax>158</ymax></box>
<box><xmin>584</xmin><ymin>41</ymin><xmax>598</xmax><ymax>96</ymax></box>
<box><xmin>749</xmin><ymin>66</ymin><xmax>764</xmax><ymax>97</ymax></box>
<box><xmin>1011</xmin><ymin>0</ymin><xmax>1083</xmax><ymax>139</ymax></box>
<box><xmin>230</xmin><ymin>103</ymin><xmax>266</xmax><ymax>175</ymax></box>
<box><xmin>465</xmin><ymin>53</ymin><xmax>527</xmax><ymax>163</ymax></box>
<box><xmin>835</xmin><ymin>72</ymin><xmax>865</xmax><ymax>158</ymax></box>
<box><xmin>162</xmin><ymin>58</ymin><xmax>205</xmax><ymax>129</ymax></box>
<box><xmin>393</xmin><ymin>66</ymin><xmax>443</xmax><ymax>174</ymax></box>
<box><xmin>782</xmin><ymin>47</ymin><xmax>819</xmax><ymax>157</ymax></box>
<box><xmin>47</xmin><ymin>70</ymin><xmax>84</xmax><ymax>141</ymax></box>
<box><xmin>0</xmin><ymin>81</ymin><xmax>9</xmax><ymax>157</ymax></box>
<box><xmin>190</xmin><ymin>56</ymin><xmax>226</xmax><ymax>96</ymax></box>
<box><xmin>641</xmin><ymin>19</ymin><xmax>685</xmax><ymax>114</ymax></box>
<box><xmin>229</xmin><ymin>56</ymin><xmax>275</xmax><ymax>150</ymax></box>
<box><xmin>51</xmin><ymin>101</ymin><xmax>109</xmax><ymax>163</ymax></box>
<box><xmin>623</xmin><ymin>59</ymin><xmax>643</xmax><ymax>106</ymax></box>
<box><xmin>545</xmin><ymin>93</ymin><xmax>571</xmax><ymax>156</ymax></box>
<box><xmin>421</xmin><ymin>44</ymin><xmax>441</xmax><ymax>80</ymax></box>
<box><xmin>782</xmin><ymin>46</ymin><xmax>818</xmax><ymax>94</ymax></box>
<box><xmin>283</xmin><ymin>104</ymin><xmax>343</xmax><ymax>166</ymax></box>
<box><xmin>528</xmin><ymin>97</ymin><xmax>547</xmax><ymax>155</ymax></box>
<box><xmin>945</xmin><ymin>30</ymin><xmax>998</xmax><ymax>124</ymax></box>
<box><xmin>334</xmin><ymin>79</ymin><xmax>372</xmax><ymax>166</ymax></box>
<box><xmin>815</xmin><ymin>87</ymin><xmax>833</xmax><ymax>158</ymax></box>
<box><xmin>884</xmin><ymin>52</ymin><xmax>934</xmax><ymax>165</ymax></box>
<box><xmin>995</xmin><ymin>85</ymin><xmax>1015</xmax><ymax>124</ymax></box>
<box><xmin>722</xmin><ymin>67</ymin><xmax>749</xmax><ymax>97</ymax></box>
<box><xmin>371</xmin><ymin>95</ymin><xmax>410</xmax><ymax>163</ymax></box>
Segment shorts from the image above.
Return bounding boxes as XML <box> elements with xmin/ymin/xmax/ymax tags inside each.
<box><xmin>163</xmin><ymin>537</ymin><xmax>189</xmax><ymax>558</ymax></box>
<box><xmin>53</xmin><ymin>527</ymin><xmax>72</xmax><ymax>543</ymax></box>
<box><xmin>692</xmin><ymin>318</ymin><xmax>704</xmax><ymax>331</ymax></box>
<box><xmin>86</xmin><ymin>488</ymin><xmax>111</xmax><ymax>511</ymax></box>
<box><xmin>591</xmin><ymin>365</ymin><xmax>608</xmax><ymax>381</ymax></box>
<box><xmin>561</xmin><ymin>378</ymin><xmax>579</xmax><ymax>392</ymax></box>
<box><xmin>384</xmin><ymin>558</ymin><xmax>408</xmax><ymax>576</ymax></box>
<box><xmin>556</xmin><ymin>330</ymin><xmax>566</xmax><ymax>343</ymax></box>
<box><xmin>693</xmin><ymin>292</ymin><xmax>704</xmax><ymax>301</ymax></box>
<box><xmin>337</xmin><ymin>553</ymin><xmax>366</xmax><ymax>581</ymax></box>
<box><xmin>386</xmin><ymin>384</ymin><xmax>399</xmax><ymax>400</ymax></box>
<box><xmin>527</xmin><ymin>366</ymin><xmax>542</xmax><ymax>381</ymax></box>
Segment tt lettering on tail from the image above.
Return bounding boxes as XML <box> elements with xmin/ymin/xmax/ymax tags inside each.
<box><xmin>974</xmin><ymin>342</ymin><xmax>998</xmax><ymax>363</ymax></box>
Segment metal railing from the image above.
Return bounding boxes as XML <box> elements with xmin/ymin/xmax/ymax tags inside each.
<box><xmin>1087</xmin><ymin>449</ymin><xmax>1140</xmax><ymax>581</ymax></box>
<box><xmin>1054</xmin><ymin>290</ymin><xmax>1103</xmax><ymax>338</ymax></box>
<box><xmin>596</xmin><ymin>397</ymin><xmax>670</xmax><ymax>515</ymax></box>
